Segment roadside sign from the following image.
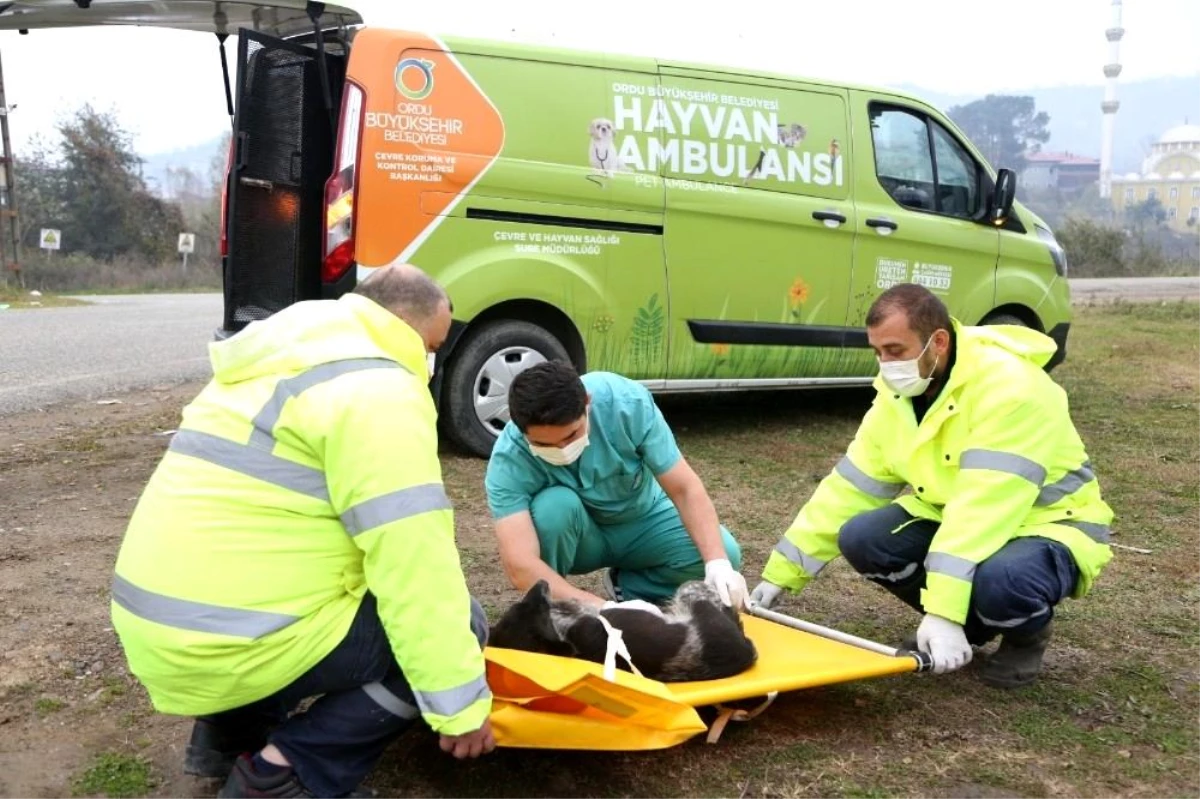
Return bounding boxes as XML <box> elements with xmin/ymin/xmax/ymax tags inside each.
<box><xmin>177</xmin><ymin>233</ymin><xmax>196</xmax><ymax>254</ymax></box>
<box><xmin>39</xmin><ymin>228</ymin><xmax>60</xmax><ymax>251</ymax></box>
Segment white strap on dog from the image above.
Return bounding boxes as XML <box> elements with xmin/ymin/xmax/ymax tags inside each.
<box><xmin>596</xmin><ymin>612</ymin><xmax>642</xmax><ymax>681</ymax></box>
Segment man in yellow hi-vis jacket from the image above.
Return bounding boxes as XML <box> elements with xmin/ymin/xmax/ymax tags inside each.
<box><xmin>110</xmin><ymin>264</ymin><xmax>494</xmax><ymax>798</ymax></box>
<box><xmin>750</xmin><ymin>283</ymin><xmax>1113</xmax><ymax>688</ymax></box>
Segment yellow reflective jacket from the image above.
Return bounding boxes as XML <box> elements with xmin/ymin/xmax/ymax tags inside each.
<box><xmin>762</xmin><ymin>319</ymin><xmax>1114</xmax><ymax>624</ymax></box>
<box><xmin>111</xmin><ymin>293</ymin><xmax>491</xmax><ymax>735</ymax></box>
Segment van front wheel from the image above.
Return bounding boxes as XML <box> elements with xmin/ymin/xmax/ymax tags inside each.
<box><xmin>981</xmin><ymin>312</ymin><xmax>1027</xmax><ymax>327</ymax></box>
<box><xmin>442</xmin><ymin>320</ymin><xmax>572</xmax><ymax>458</ymax></box>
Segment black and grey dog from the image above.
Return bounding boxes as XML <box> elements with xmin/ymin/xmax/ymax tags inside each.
<box><xmin>489</xmin><ymin>579</ymin><xmax>758</xmax><ymax>683</ymax></box>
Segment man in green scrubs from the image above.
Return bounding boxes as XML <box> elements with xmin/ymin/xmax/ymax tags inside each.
<box><xmin>484</xmin><ymin>361</ymin><xmax>747</xmax><ymax>611</ymax></box>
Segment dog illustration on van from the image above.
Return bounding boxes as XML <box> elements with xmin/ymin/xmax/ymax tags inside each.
<box><xmin>588</xmin><ymin>117</ymin><xmax>626</xmax><ymax>177</ymax></box>
<box><xmin>777</xmin><ymin>122</ymin><xmax>808</xmax><ymax>148</ymax></box>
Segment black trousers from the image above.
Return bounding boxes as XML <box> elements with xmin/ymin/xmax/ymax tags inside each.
<box><xmin>198</xmin><ymin>593</ymin><xmax>488</xmax><ymax>796</ymax></box>
<box><xmin>837</xmin><ymin>503</ymin><xmax>1079</xmax><ymax>645</ymax></box>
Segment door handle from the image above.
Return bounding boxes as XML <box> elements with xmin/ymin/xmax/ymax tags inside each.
<box><xmin>866</xmin><ymin>217</ymin><xmax>898</xmax><ymax>231</ymax></box>
<box><xmin>812</xmin><ymin>210</ymin><xmax>847</xmax><ymax>225</ymax></box>
<box><xmin>239</xmin><ymin>177</ymin><xmax>274</xmax><ymax>191</ymax></box>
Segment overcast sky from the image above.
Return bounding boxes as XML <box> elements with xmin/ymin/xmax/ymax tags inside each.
<box><xmin>0</xmin><ymin>0</ymin><xmax>1196</xmax><ymax>157</ymax></box>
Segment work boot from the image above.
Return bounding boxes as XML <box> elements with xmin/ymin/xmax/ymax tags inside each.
<box><xmin>217</xmin><ymin>754</ymin><xmax>376</xmax><ymax>798</ymax></box>
<box><xmin>185</xmin><ymin>720</ymin><xmax>270</xmax><ymax>779</ymax></box>
<box><xmin>979</xmin><ymin>621</ymin><xmax>1054</xmax><ymax>689</ymax></box>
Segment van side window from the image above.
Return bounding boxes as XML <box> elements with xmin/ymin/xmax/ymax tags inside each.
<box><xmin>930</xmin><ymin>122</ymin><xmax>979</xmax><ymax>218</ymax></box>
<box><xmin>871</xmin><ymin>108</ymin><xmax>935</xmax><ymax>211</ymax></box>
<box><xmin>870</xmin><ymin>105</ymin><xmax>980</xmax><ymax>220</ymax></box>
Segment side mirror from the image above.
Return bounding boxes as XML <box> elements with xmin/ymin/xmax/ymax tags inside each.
<box><xmin>990</xmin><ymin>168</ymin><xmax>1017</xmax><ymax>226</ymax></box>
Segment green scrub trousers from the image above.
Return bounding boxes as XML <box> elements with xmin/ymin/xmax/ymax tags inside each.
<box><xmin>529</xmin><ymin>485</ymin><xmax>742</xmax><ymax>603</ymax></box>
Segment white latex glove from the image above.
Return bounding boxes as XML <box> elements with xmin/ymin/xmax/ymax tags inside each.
<box><xmin>601</xmin><ymin>599</ymin><xmax>665</xmax><ymax>618</ymax></box>
<box><xmin>915</xmin><ymin>613</ymin><xmax>973</xmax><ymax>674</ymax></box>
<box><xmin>748</xmin><ymin>581</ymin><xmax>783</xmax><ymax>610</ymax></box>
<box><xmin>704</xmin><ymin>558</ymin><xmax>749</xmax><ymax>609</ymax></box>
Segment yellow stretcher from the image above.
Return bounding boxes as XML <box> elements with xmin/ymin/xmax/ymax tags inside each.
<box><xmin>483</xmin><ymin>605</ymin><xmax>933</xmax><ymax>751</ymax></box>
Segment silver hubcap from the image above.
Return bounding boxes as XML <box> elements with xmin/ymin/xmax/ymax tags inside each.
<box><xmin>472</xmin><ymin>346</ymin><xmax>548</xmax><ymax>435</ymax></box>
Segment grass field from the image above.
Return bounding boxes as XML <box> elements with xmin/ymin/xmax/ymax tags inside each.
<box><xmin>1</xmin><ymin>301</ymin><xmax>1194</xmax><ymax>799</ymax></box>
<box><xmin>406</xmin><ymin>300</ymin><xmax>1200</xmax><ymax>799</ymax></box>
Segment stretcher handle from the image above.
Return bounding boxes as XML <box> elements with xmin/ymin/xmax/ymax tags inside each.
<box><xmin>746</xmin><ymin>604</ymin><xmax>935</xmax><ymax>674</ymax></box>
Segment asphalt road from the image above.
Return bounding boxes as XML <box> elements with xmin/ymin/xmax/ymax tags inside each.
<box><xmin>1067</xmin><ymin>275</ymin><xmax>1199</xmax><ymax>304</ymax></box>
<box><xmin>0</xmin><ymin>293</ymin><xmax>221</xmax><ymax>416</ymax></box>
<box><xmin>0</xmin><ymin>278</ymin><xmax>1196</xmax><ymax>416</ymax></box>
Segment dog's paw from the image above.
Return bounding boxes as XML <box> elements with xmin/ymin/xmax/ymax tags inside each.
<box><xmin>675</xmin><ymin>580</ymin><xmax>721</xmax><ymax>606</ymax></box>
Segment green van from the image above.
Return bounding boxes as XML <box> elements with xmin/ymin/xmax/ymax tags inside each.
<box><xmin>1</xmin><ymin>2</ymin><xmax>1072</xmax><ymax>457</ymax></box>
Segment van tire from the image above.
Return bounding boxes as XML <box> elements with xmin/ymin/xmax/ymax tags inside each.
<box><xmin>442</xmin><ymin>320</ymin><xmax>572</xmax><ymax>458</ymax></box>
<box><xmin>981</xmin><ymin>312</ymin><xmax>1026</xmax><ymax>327</ymax></box>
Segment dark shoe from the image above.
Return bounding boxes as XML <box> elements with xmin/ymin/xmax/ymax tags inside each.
<box><xmin>979</xmin><ymin>621</ymin><xmax>1053</xmax><ymax>688</ymax></box>
<box><xmin>601</xmin><ymin>568</ymin><xmax>623</xmax><ymax>601</ymax></box>
<box><xmin>184</xmin><ymin>720</ymin><xmax>270</xmax><ymax>779</ymax></box>
<box><xmin>217</xmin><ymin>754</ymin><xmax>376</xmax><ymax>799</ymax></box>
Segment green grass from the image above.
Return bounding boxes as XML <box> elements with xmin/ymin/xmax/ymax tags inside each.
<box><xmin>35</xmin><ymin>697</ymin><xmax>66</xmax><ymax>716</ymax></box>
<box><xmin>71</xmin><ymin>753</ymin><xmax>154</xmax><ymax>798</ymax></box>
<box><xmin>0</xmin><ymin>290</ymin><xmax>89</xmax><ymax>309</ymax></box>
<box><xmin>423</xmin><ymin>301</ymin><xmax>1200</xmax><ymax>798</ymax></box>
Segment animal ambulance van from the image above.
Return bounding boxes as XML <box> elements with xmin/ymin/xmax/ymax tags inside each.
<box><xmin>1</xmin><ymin>1</ymin><xmax>1074</xmax><ymax>457</ymax></box>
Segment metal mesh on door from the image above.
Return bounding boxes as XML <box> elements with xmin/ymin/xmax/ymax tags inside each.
<box><xmin>223</xmin><ymin>30</ymin><xmax>343</xmax><ymax>331</ymax></box>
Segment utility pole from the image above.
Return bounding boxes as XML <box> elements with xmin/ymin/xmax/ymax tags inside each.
<box><xmin>0</xmin><ymin>47</ymin><xmax>21</xmax><ymax>288</ymax></box>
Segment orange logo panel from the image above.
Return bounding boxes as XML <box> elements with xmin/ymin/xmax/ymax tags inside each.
<box><xmin>352</xmin><ymin>30</ymin><xmax>505</xmax><ymax>269</ymax></box>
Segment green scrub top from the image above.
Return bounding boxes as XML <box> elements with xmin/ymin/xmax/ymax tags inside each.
<box><xmin>485</xmin><ymin>372</ymin><xmax>683</xmax><ymax>526</ymax></box>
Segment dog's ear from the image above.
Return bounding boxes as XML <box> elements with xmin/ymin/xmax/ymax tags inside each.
<box><xmin>529</xmin><ymin>579</ymin><xmax>552</xmax><ymax>605</ymax></box>
<box><xmin>524</xmin><ymin>583</ymin><xmax>568</xmax><ymax>644</ymax></box>
<box><xmin>588</xmin><ymin>119</ymin><xmax>598</xmax><ymax>137</ymax></box>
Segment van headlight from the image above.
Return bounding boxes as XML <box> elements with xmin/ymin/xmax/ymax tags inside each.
<box><xmin>1035</xmin><ymin>226</ymin><xmax>1068</xmax><ymax>277</ymax></box>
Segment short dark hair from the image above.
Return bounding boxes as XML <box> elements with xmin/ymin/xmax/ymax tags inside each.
<box><xmin>508</xmin><ymin>361</ymin><xmax>587</xmax><ymax>432</ymax></box>
<box><xmin>865</xmin><ymin>283</ymin><xmax>951</xmax><ymax>341</ymax></box>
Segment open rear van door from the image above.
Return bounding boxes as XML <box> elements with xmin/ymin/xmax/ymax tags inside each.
<box><xmin>0</xmin><ymin>1</ymin><xmax>364</xmax><ymax>334</ymax></box>
<box><xmin>221</xmin><ymin>28</ymin><xmax>346</xmax><ymax>330</ymax></box>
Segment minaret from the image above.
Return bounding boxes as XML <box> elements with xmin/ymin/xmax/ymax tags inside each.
<box><xmin>1100</xmin><ymin>0</ymin><xmax>1124</xmax><ymax>198</ymax></box>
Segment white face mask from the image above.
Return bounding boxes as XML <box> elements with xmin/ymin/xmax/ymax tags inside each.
<box><xmin>426</xmin><ymin>352</ymin><xmax>437</xmax><ymax>379</ymax></box>
<box><xmin>878</xmin><ymin>336</ymin><xmax>939</xmax><ymax>397</ymax></box>
<box><xmin>530</xmin><ymin>419</ymin><xmax>590</xmax><ymax>467</ymax></box>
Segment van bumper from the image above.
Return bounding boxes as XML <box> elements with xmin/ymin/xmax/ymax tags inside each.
<box><xmin>1045</xmin><ymin>322</ymin><xmax>1070</xmax><ymax>372</ymax></box>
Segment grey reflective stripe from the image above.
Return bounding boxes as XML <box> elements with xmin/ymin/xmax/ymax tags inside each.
<box><xmin>960</xmin><ymin>449</ymin><xmax>1046</xmax><ymax>486</ymax></box>
<box><xmin>925</xmin><ymin>552</ymin><xmax>977</xmax><ymax>582</ymax></box>
<box><xmin>111</xmin><ymin>574</ymin><xmax>298</xmax><ymax>639</ymax></box>
<box><xmin>863</xmin><ymin>561</ymin><xmax>919</xmax><ymax>583</ymax></box>
<box><xmin>1036</xmin><ymin>463</ymin><xmax>1095</xmax><ymax>506</ymax></box>
<box><xmin>362</xmin><ymin>682</ymin><xmax>420</xmax><ymax>719</ymax></box>
<box><xmin>170</xmin><ymin>429</ymin><xmax>330</xmax><ymax>502</ymax></box>
<box><xmin>341</xmin><ymin>484</ymin><xmax>453</xmax><ymax>536</ymax></box>
<box><xmin>976</xmin><ymin>605</ymin><xmax>1050</xmax><ymax>629</ymax></box>
<box><xmin>774</xmin><ymin>538</ymin><xmax>827</xmax><ymax>577</ymax></box>
<box><xmin>1061</xmin><ymin>520</ymin><xmax>1112</xmax><ymax>543</ymax></box>
<box><xmin>415</xmin><ymin>674</ymin><xmax>492</xmax><ymax>718</ymax></box>
<box><xmin>249</xmin><ymin>358</ymin><xmax>404</xmax><ymax>448</ymax></box>
<box><xmin>834</xmin><ymin>456</ymin><xmax>906</xmax><ymax>499</ymax></box>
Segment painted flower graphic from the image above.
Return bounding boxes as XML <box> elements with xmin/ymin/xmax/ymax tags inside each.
<box><xmin>710</xmin><ymin>343</ymin><xmax>731</xmax><ymax>358</ymax></box>
<box><xmin>789</xmin><ymin>277</ymin><xmax>811</xmax><ymax>319</ymax></box>
<box><xmin>592</xmin><ymin>315</ymin><xmax>614</xmax><ymax>333</ymax></box>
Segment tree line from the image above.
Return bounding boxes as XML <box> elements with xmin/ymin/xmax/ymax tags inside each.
<box><xmin>16</xmin><ymin>104</ymin><xmax>226</xmax><ymax>267</ymax></box>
